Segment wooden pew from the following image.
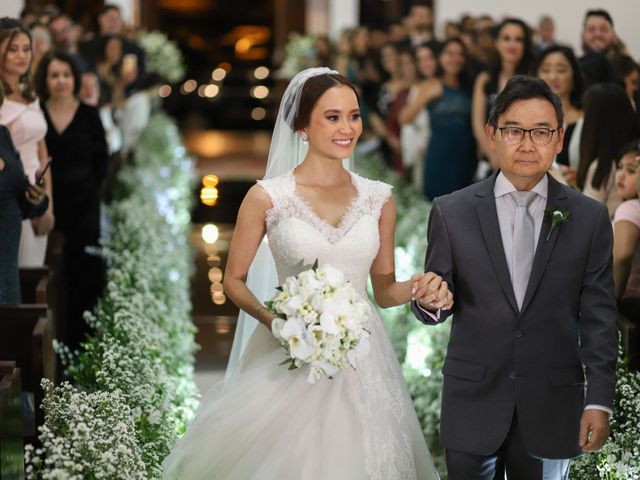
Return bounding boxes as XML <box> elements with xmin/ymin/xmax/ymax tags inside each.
<box><xmin>0</xmin><ymin>305</ymin><xmax>50</xmax><ymax>437</ymax></box>
<box><xmin>18</xmin><ymin>268</ymin><xmax>57</xmax><ymax>383</ymax></box>
<box><xmin>0</xmin><ymin>361</ymin><xmax>25</xmax><ymax>480</ymax></box>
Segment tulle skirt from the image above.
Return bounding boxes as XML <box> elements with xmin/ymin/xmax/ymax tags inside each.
<box><xmin>162</xmin><ymin>310</ymin><xmax>439</xmax><ymax>480</ymax></box>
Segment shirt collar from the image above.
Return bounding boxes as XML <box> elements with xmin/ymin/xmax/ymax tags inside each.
<box><xmin>494</xmin><ymin>171</ymin><xmax>548</xmax><ymax>199</ymax></box>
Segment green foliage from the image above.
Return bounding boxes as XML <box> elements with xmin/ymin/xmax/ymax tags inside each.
<box><xmin>26</xmin><ymin>113</ymin><xmax>199</xmax><ymax>479</ymax></box>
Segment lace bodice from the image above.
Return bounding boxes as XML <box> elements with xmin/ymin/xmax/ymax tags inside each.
<box><xmin>258</xmin><ymin>171</ymin><xmax>392</xmax><ymax>295</ymax></box>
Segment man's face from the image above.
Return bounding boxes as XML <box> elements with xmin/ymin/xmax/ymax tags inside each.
<box><xmin>50</xmin><ymin>17</ymin><xmax>72</xmax><ymax>49</ymax></box>
<box><xmin>486</xmin><ymin>98</ymin><xmax>563</xmax><ymax>188</ymax></box>
<box><xmin>99</xmin><ymin>9</ymin><xmax>123</xmax><ymax>35</ymax></box>
<box><xmin>583</xmin><ymin>16</ymin><xmax>615</xmax><ymax>53</ymax></box>
<box><xmin>409</xmin><ymin>6</ymin><xmax>433</xmax><ymax>33</ymax></box>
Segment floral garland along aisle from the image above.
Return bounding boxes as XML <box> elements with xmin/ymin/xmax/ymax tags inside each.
<box><xmin>355</xmin><ymin>152</ymin><xmax>640</xmax><ymax>480</ymax></box>
<box><xmin>25</xmin><ymin>113</ymin><xmax>199</xmax><ymax>479</ymax></box>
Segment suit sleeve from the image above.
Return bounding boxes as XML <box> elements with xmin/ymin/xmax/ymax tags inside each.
<box><xmin>411</xmin><ymin>198</ymin><xmax>456</xmax><ymax>325</ymax></box>
<box><xmin>579</xmin><ymin>204</ymin><xmax>618</xmax><ymax>409</ymax></box>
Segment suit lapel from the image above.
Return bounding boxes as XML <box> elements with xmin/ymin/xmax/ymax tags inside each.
<box><xmin>475</xmin><ymin>174</ymin><xmax>519</xmax><ymax>313</ymax></box>
<box><xmin>520</xmin><ymin>174</ymin><xmax>569</xmax><ymax>313</ymax></box>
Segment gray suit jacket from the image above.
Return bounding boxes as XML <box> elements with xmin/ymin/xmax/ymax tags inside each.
<box><xmin>412</xmin><ymin>172</ymin><xmax>618</xmax><ymax>459</ymax></box>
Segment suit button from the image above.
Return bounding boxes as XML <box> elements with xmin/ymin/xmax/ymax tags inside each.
<box><xmin>510</xmin><ymin>372</ymin><xmax>517</xmax><ymax>380</ymax></box>
<box><xmin>514</xmin><ymin>330</ymin><xmax>523</xmax><ymax>338</ymax></box>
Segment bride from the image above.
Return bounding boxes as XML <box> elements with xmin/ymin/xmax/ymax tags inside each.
<box><xmin>162</xmin><ymin>67</ymin><xmax>451</xmax><ymax>479</ymax></box>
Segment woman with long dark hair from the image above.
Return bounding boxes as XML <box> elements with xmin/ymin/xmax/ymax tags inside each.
<box><xmin>535</xmin><ymin>45</ymin><xmax>586</xmax><ymax>187</ymax></box>
<box><xmin>472</xmin><ymin>18</ymin><xmax>535</xmax><ymax>169</ymax></box>
<box><xmin>401</xmin><ymin>38</ymin><xmax>475</xmax><ymax>200</ymax></box>
<box><xmin>577</xmin><ymin>83</ymin><xmax>640</xmax><ymax>217</ymax></box>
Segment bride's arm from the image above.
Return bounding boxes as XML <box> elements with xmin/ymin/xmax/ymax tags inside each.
<box><xmin>369</xmin><ymin>196</ymin><xmax>423</xmax><ymax>307</ymax></box>
<box><xmin>224</xmin><ymin>185</ymin><xmax>278</xmax><ymax>329</ymax></box>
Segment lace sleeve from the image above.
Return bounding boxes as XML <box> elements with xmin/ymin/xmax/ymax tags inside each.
<box><xmin>256</xmin><ymin>174</ymin><xmax>292</xmax><ymax>231</ymax></box>
<box><xmin>358</xmin><ymin>176</ymin><xmax>393</xmax><ymax>222</ymax></box>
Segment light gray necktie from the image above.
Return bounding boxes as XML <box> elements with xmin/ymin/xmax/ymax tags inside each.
<box><xmin>509</xmin><ymin>191</ymin><xmax>537</xmax><ymax>309</ymax></box>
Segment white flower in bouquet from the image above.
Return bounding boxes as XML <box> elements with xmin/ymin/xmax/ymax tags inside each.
<box><xmin>267</xmin><ymin>261</ymin><xmax>372</xmax><ymax>384</ymax></box>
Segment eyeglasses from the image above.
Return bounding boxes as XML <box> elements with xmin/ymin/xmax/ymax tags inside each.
<box><xmin>498</xmin><ymin>127</ymin><xmax>557</xmax><ymax>146</ymax></box>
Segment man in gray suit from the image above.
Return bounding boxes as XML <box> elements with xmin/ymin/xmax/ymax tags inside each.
<box><xmin>412</xmin><ymin>75</ymin><xmax>618</xmax><ymax>479</ymax></box>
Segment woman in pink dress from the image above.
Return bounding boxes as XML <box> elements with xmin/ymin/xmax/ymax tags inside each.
<box><xmin>0</xmin><ymin>18</ymin><xmax>53</xmax><ymax>266</ymax></box>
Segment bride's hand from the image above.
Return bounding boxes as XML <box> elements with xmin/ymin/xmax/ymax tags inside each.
<box><xmin>412</xmin><ymin>272</ymin><xmax>454</xmax><ymax>311</ymax></box>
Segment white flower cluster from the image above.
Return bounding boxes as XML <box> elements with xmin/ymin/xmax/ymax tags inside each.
<box><xmin>268</xmin><ymin>264</ymin><xmax>373</xmax><ymax>384</ymax></box>
<box><xmin>276</xmin><ymin>32</ymin><xmax>317</xmax><ymax>80</ymax></box>
<box><xmin>137</xmin><ymin>30</ymin><xmax>186</xmax><ymax>83</ymax></box>
<box><xmin>26</xmin><ymin>113</ymin><xmax>199</xmax><ymax>478</ymax></box>
<box><xmin>24</xmin><ymin>380</ymin><xmax>146</xmax><ymax>479</ymax></box>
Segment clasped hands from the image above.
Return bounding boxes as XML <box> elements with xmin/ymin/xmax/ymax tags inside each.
<box><xmin>410</xmin><ymin>272</ymin><xmax>453</xmax><ymax>312</ymax></box>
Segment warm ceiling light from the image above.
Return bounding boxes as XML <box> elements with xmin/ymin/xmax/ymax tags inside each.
<box><xmin>158</xmin><ymin>85</ymin><xmax>172</xmax><ymax>97</ymax></box>
<box><xmin>202</xmin><ymin>224</ymin><xmax>219</xmax><ymax>244</ymax></box>
<box><xmin>211</xmin><ymin>68</ymin><xmax>226</xmax><ymax>81</ymax></box>
<box><xmin>251</xmin><ymin>107</ymin><xmax>266</xmax><ymax>121</ymax></box>
<box><xmin>254</xmin><ymin>66</ymin><xmax>269</xmax><ymax>80</ymax></box>
<box><xmin>204</xmin><ymin>84</ymin><xmax>220</xmax><ymax>98</ymax></box>
<box><xmin>202</xmin><ymin>174</ymin><xmax>219</xmax><ymax>187</ymax></box>
<box><xmin>251</xmin><ymin>85</ymin><xmax>269</xmax><ymax>99</ymax></box>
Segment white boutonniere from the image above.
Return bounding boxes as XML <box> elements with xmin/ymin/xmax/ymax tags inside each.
<box><xmin>544</xmin><ymin>209</ymin><xmax>569</xmax><ymax>241</ymax></box>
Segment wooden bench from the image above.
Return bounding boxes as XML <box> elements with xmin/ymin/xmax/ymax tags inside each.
<box><xmin>0</xmin><ymin>305</ymin><xmax>51</xmax><ymax>437</ymax></box>
<box><xmin>0</xmin><ymin>361</ymin><xmax>25</xmax><ymax>479</ymax></box>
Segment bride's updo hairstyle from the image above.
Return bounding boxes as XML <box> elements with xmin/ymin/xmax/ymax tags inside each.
<box><xmin>291</xmin><ymin>73</ymin><xmax>360</xmax><ymax>131</ymax></box>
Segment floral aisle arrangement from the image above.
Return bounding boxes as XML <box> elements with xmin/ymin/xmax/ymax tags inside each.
<box><xmin>276</xmin><ymin>32</ymin><xmax>317</xmax><ymax>80</ymax></box>
<box><xmin>25</xmin><ymin>113</ymin><xmax>199</xmax><ymax>479</ymax></box>
<box><xmin>571</xmin><ymin>351</ymin><xmax>640</xmax><ymax>480</ymax></box>
<box><xmin>355</xmin><ymin>152</ymin><xmax>640</xmax><ymax>479</ymax></box>
<box><xmin>137</xmin><ymin>30</ymin><xmax>186</xmax><ymax>83</ymax></box>
<box><xmin>268</xmin><ymin>262</ymin><xmax>373</xmax><ymax>384</ymax></box>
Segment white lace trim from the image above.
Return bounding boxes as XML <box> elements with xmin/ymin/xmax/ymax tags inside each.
<box><xmin>258</xmin><ymin>171</ymin><xmax>392</xmax><ymax>245</ymax></box>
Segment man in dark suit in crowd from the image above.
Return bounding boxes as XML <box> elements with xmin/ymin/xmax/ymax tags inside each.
<box><xmin>412</xmin><ymin>75</ymin><xmax>618</xmax><ymax>479</ymax></box>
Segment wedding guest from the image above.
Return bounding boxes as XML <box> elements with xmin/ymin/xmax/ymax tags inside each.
<box><xmin>472</xmin><ymin>18</ymin><xmax>535</xmax><ymax>170</ymax></box>
<box><xmin>406</xmin><ymin>38</ymin><xmax>475</xmax><ymax>200</ymax></box>
<box><xmin>0</xmin><ymin>84</ymin><xmax>49</xmax><ymax>305</ymax></box>
<box><xmin>535</xmin><ymin>16</ymin><xmax>556</xmax><ymax>52</ymax></box>
<box><xmin>535</xmin><ymin>45</ymin><xmax>586</xmax><ymax>187</ymax></box>
<box><xmin>35</xmin><ymin>50</ymin><xmax>109</xmax><ymax>351</ymax></box>
<box><xmin>612</xmin><ymin>140</ymin><xmax>640</xmax><ymax>319</ymax></box>
<box><xmin>49</xmin><ymin>13</ymin><xmax>89</xmax><ymax>73</ymax></box>
<box><xmin>79</xmin><ymin>3</ymin><xmax>145</xmax><ymax>79</ymax></box>
<box><xmin>368</xmin><ymin>42</ymin><xmax>406</xmax><ymax>166</ymax></box>
<box><xmin>29</xmin><ymin>21</ymin><xmax>51</xmax><ymax>78</ymax></box>
<box><xmin>577</xmin><ymin>83</ymin><xmax>640</xmax><ymax>217</ymax></box>
<box><xmin>406</xmin><ymin>2</ymin><xmax>435</xmax><ymax>46</ymax></box>
<box><xmin>399</xmin><ymin>42</ymin><xmax>437</xmax><ymax>190</ymax></box>
<box><xmin>0</xmin><ymin>17</ymin><xmax>53</xmax><ymax>267</ymax></box>
<box><xmin>95</xmin><ymin>34</ymin><xmax>138</xmax><ymax>108</ymax></box>
<box><xmin>79</xmin><ymin>71</ymin><xmax>122</xmax><ymax>155</ymax></box>
<box><xmin>611</xmin><ymin>54</ymin><xmax>639</xmax><ymax>110</ymax></box>
<box><xmin>579</xmin><ymin>9</ymin><xmax>618</xmax><ymax>85</ymax></box>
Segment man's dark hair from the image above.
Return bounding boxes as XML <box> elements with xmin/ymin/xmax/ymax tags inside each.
<box><xmin>487</xmin><ymin>75</ymin><xmax>564</xmax><ymax>129</ymax></box>
<box><xmin>100</xmin><ymin>4</ymin><xmax>121</xmax><ymax>16</ymax></box>
<box><xmin>584</xmin><ymin>9</ymin><xmax>614</xmax><ymax>28</ymax></box>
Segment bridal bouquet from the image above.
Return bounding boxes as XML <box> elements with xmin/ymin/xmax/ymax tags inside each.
<box><xmin>267</xmin><ymin>262</ymin><xmax>372</xmax><ymax>384</ymax></box>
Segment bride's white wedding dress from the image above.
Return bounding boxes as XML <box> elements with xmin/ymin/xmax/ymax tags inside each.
<box><xmin>162</xmin><ymin>170</ymin><xmax>439</xmax><ymax>479</ymax></box>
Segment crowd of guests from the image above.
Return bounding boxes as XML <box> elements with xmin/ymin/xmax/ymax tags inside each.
<box><xmin>0</xmin><ymin>4</ymin><xmax>157</xmax><ymax>351</ymax></box>
<box><xmin>310</xmin><ymin>4</ymin><xmax>640</xmax><ymax>318</ymax></box>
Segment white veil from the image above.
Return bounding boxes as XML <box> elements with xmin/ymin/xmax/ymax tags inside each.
<box><xmin>226</xmin><ymin>67</ymin><xmax>357</xmax><ymax>377</ymax></box>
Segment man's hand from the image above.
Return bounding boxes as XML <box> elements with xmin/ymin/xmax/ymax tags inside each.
<box><xmin>411</xmin><ymin>272</ymin><xmax>453</xmax><ymax>312</ymax></box>
<box><xmin>579</xmin><ymin>409</ymin><xmax>610</xmax><ymax>452</ymax></box>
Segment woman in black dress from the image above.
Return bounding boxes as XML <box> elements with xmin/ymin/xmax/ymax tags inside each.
<box><xmin>0</xmin><ymin>86</ymin><xmax>49</xmax><ymax>304</ymax></box>
<box><xmin>34</xmin><ymin>51</ymin><xmax>109</xmax><ymax>349</ymax></box>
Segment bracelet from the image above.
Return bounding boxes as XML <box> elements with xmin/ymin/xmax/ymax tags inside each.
<box><xmin>256</xmin><ymin>305</ymin><xmax>267</xmax><ymax>317</ymax></box>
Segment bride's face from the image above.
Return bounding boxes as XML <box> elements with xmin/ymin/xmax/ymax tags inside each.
<box><xmin>303</xmin><ymin>85</ymin><xmax>362</xmax><ymax>161</ymax></box>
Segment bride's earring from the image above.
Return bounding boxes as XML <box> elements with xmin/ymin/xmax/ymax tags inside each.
<box><xmin>301</xmin><ymin>131</ymin><xmax>308</xmax><ymax>145</ymax></box>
